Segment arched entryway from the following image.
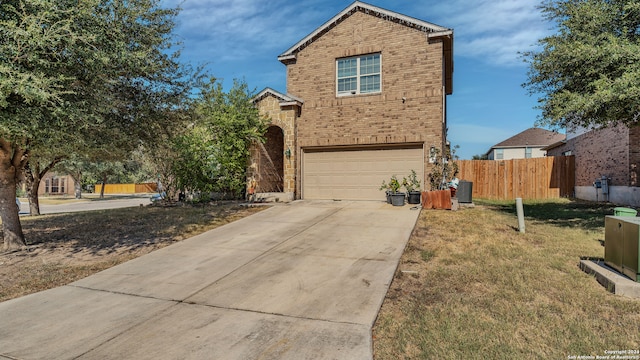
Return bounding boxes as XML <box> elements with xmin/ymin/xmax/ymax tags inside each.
<box><xmin>256</xmin><ymin>125</ymin><xmax>284</xmax><ymax>192</ymax></box>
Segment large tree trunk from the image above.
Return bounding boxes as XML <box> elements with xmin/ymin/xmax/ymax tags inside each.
<box><xmin>100</xmin><ymin>174</ymin><xmax>106</xmax><ymax>198</ymax></box>
<box><xmin>24</xmin><ymin>157</ymin><xmax>64</xmax><ymax>216</ymax></box>
<box><xmin>74</xmin><ymin>172</ymin><xmax>82</xmax><ymax>199</ymax></box>
<box><xmin>24</xmin><ymin>162</ymin><xmax>42</xmax><ymax>216</ymax></box>
<box><xmin>27</xmin><ymin>179</ymin><xmax>41</xmax><ymax>216</ymax></box>
<box><xmin>0</xmin><ymin>178</ymin><xmax>24</xmax><ymax>251</ymax></box>
<box><xmin>0</xmin><ymin>139</ymin><xmax>27</xmax><ymax>251</ymax></box>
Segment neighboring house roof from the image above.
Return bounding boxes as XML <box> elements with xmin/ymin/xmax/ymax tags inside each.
<box><xmin>277</xmin><ymin>0</ymin><xmax>454</xmax><ymax>94</ymax></box>
<box><xmin>541</xmin><ymin>140</ymin><xmax>566</xmax><ymax>151</ymax></box>
<box><xmin>488</xmin><ymin>128</ymin><xmax>566</xmax><ymax>152</ymax></box>
<box><xmin>252</xmin><ymin>87</ymin><xmax>304</xmax><ymax>107</ymax></box>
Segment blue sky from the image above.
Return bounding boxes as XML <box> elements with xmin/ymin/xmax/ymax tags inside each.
<box><xmin>161</xmin><ymin>0</ymin><xmax>555</xmax><ymax>159</ymax></box>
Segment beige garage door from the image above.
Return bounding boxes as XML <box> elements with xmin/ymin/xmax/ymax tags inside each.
<box><xmin>302</xmin><ymin>146</ymin><xmax>424</xmax><ymax>200</ymax></box>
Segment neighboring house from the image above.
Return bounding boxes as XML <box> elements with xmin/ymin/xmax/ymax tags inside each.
<box><xmin>248</xmin><ymin>1</ymin><xmax>454</xmax><ymax>201</ymax></box>
<box><xmin>545</xmin><ymin>123</ymin><xmax>640</xmax><ymax>206</ymax></box>
<box><xmin>38</xmin><ymin>173</ymin><xmax>75</xmax><ymax>196</ymax></box>
<box><xmin>485</xmin><ymin>127</ymin><xmax>565</xmax><ymax>160</ymax></box>
<box><xmin>19</xmin><ymin>173</ymin><xmax>75</xmax><ymax>196</ymax></box>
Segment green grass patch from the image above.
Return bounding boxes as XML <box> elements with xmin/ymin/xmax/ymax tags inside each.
<box><xmin>420</xmin><ymin>249</ymin><xmax>434</xmax><ymax>262</ymax></box>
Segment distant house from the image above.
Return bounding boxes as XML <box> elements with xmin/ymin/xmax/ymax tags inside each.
<box><xmin>544</xmin><ymin>123</ymin><xmax>640</xmax><ymax>206</ymax></box>
<box><xmin>38</xmin><ymin>173</ymin><xmax>75</xmax><ymax>196</ymax></box>
<box><xmin>485</xmin><ymin>128</ymin><xmax>566</xmax><ymax>160</ymax></box>
<box><xmin>248</xmin><ymin>1</ymin><xmax>454</xmax><ymax>201</ymax></box>
<box><xmin>19</xmin><ymin>173</ymin><xmax>76</xmax><ymax>197</ymax></box>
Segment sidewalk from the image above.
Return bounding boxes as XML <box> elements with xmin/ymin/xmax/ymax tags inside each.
<box><xmin>0</xmin><ymin>200</ymin><xmax>420</xmax><ymax>360</ymax></box>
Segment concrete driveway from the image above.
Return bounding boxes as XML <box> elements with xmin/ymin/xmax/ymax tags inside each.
<box><xmin>0</xmin><ymin>200</ymin><xmax>420</xmax><ymax>360</ymax></box>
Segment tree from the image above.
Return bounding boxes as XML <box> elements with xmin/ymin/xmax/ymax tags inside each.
<box><xmin>427</xmin><ymin>145</ymin><xmax>459</xmax><ymax>191</ymax></box>
<box><xmin>523</xmin><ymin>0</ymin><xmax>640</xmax><ymax>129</ymax></box>
<box><xmin>54</xmin><ymin>155</ymin><xmax>90</xmax><ymax>200</ymax></box>
<box><xmin>171</xmin><ymin>79</ymin><xmax>266</xmax><ymax>200</ymax></box>
<box><xmin>0</xmin><ymin>0</ymin><xmax>196</xmax><ymax>250</ymax></box>
<box><xmin>23</xmin><ymin>155</ymin><xmax>64</xmax><ymax>215</ymax></box>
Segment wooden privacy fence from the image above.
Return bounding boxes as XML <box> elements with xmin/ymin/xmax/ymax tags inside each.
<box><xmin>94</xmin><ymin>183</ymin><xmax>157</xmax><ymax>194</ymax></box>
<box><xmin>457</xmin><ymin>156</ymin><xmax>575</xmax><ymax>200</ymax></box>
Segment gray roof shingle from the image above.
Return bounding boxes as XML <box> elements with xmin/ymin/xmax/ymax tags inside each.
<box><xmin>492</xmin><ymin>128</ymin><xmax>566</xmax><ymax>148</ymax></box>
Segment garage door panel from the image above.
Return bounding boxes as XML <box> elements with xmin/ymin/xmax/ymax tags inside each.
<box><xmin>303</xmin><ymin>147</ymin><xmax>423</xmax><ymax>201</ymax></box>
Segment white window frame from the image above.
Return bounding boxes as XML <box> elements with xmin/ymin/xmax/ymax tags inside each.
<box><xmin>525</xmin><ymin>147</ymin><xmax>532</xmax><ymax>159</ymax></box>
<box><xmin>495</xmin><ymin>148</ymin><xmax>504</xmax><ymax>160</ymax></box>
<box><xmin>336</xmin><ymin>53</ymin><xmax>381</xmax><ymax>96</ymax></box>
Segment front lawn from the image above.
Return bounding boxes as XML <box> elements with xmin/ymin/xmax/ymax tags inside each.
<box><xmin>373</xmin><ymin>199</ymin><xmax>640</xmax><ymax>359</ymax></box>
<box><xmin>0</xmin><ymin>203</ymin><xmax>263</xmax><ymax>302</ymax></box>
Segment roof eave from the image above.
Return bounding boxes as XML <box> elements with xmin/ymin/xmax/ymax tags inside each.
<box><xmin>277</xmin><ymin>54</ymin><xmax>297</xmax><ymax>64</ymax></box>
<box><xmin>279</xmin><ymin>100</ymin><xmax>303</xmax><ymax>107</ymax></box>
<box><xmin>541</xmin><ymin>140</ymin><xmax>567</xmax><ymax>151</ymax></box>
<box><xmin>252</xmin><ymin>87</ymin><xmax>304</xmax><ymax>107</ymax></box>
<box><xmin>427</xmin><ymin>30</ymin><xmax>453</xmax><ymax>38</ymax></box>
<box><xmin>492</xmin><ymin>145</ymin><xmax>554</xmax><ymax>149</ymax></box>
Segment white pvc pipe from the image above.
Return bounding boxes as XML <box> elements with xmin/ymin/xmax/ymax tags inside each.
<box><xmin>516</xmin><ymin>197</ymin><xmax>525</xmax><ymax>234</ymax></box>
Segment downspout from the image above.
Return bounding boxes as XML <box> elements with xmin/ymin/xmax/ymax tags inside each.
<box><xmin>443</xmin><ymin>85</ymin><xmax>447</xmax><ymax>152</ymax></box>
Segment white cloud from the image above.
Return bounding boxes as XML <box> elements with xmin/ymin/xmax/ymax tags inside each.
<box><xmin>163</xmin><ymin>0</ymin><xmax>551</xmax><ymax>67</ymax></box>
<box><xmin>163</xmin><ymin>0</ymin><xmax>329</xmax><ymax>62</ymax></box>
<box><xmin>413</xmin><ymin>0</ymin><xmax>551</xmax><ymax>66</ymax></box>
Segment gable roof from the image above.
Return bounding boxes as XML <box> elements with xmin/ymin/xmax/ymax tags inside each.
<box><xmin>278</xmin><ymin>1</ymin><xmax>451</xmax><ymax>62</ymax></box>
<box><xmin>252</xmin><ymin>87</ymin><xmax>304</xmax><ymax>107</ymax></box>
<box><xmin>491</xmin><ymin>128</ymin><xmax>566</xmax><ymax>149</ymax></box>
<box><xmin>277</xmin><ymin>1</ymin><xmax>454</xmax><ymax>94</ymax></box>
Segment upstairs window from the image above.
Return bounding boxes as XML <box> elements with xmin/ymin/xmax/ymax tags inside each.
<box><xmin>337</xmin><ymin>53</ymin><xmax>381</xmax><ymax>96</ymax></box>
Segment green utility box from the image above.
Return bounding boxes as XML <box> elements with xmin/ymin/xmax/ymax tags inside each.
<box><xmin>613</xmin><ymin>207</ymin><xmax>638</xmax><ymax>217</ymax></box>
<box><xmin>605</xmin><ymin>216</ymin><xmax>640</xmax><ymax>282</ymax></box>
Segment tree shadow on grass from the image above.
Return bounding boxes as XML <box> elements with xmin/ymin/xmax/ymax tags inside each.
<box><xmin>20</xmin><ymin>204</ymin><xmax>254</xmax><ymax>256</ymax></box>
<box><xmin>477</xmin><ymin>199</ymin><xmax>619</xmax><ymax>231</ymax></box>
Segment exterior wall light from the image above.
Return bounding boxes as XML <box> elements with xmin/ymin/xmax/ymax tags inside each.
<box><xmin>429</xmin><ymin>145</ymin><xmax>437</xmax><ymax>163</ymax></box>
<box><xmin>285</xmin><ymin>147</ymin><xmax>291</xmax><ymax>159</ymax></box>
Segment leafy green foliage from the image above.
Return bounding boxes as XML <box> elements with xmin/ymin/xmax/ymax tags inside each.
<box><xmin>380</xmin><ymin>175</ymin><xmax>402</xmax><ymax>194</ymax></box>
<box><xmin>0</xmin><ymin>0</ymin><xmax>197</xmax><ymax>247</ymax></box>
<box><xmin>402</xmin><ymin>169</ymin><xmax>422</xmax><ymax>192</ymax></box>
<box><xmin>523</xmin><ymin>0</ymin><xmax>640</xmax><ymax>129</ymax></box>
<box><xmin>171</xmin><ymin>79</ymin><xmax>266</xmax><ymax>199</ymax></box>
<box><xmin>1</xmin><ymin>0</ymin><xmax>194</xmax><ymax>147</ymax></box>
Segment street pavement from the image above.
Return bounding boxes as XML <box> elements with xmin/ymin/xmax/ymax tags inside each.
<box><xmin>18</xmin><ymin>195</ymin><xmax>152</xmax><ymax>215</ymax></box>
<box><xmin>0</xmin><ymin>200</ymin><xmax>420</xmax><ymax>360</ymax></box>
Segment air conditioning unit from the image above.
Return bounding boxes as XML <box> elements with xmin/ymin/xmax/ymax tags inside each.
<box><xmin>604</xmin><ymin>216</ymin><xmax>640</xmax><ymax>282</ymax></box>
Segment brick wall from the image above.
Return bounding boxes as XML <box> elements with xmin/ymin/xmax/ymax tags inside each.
<box><xmin>629</xmin><ymin>126</ymin><xmax>640</xmax><ymax>186</ymax></box>
<box><xmin>285</xmin><ymin>11</ymin><xmax>446</xmax><ymax>194</ymax></box>
<box><xmin>547</xmin><ymin>125</ymin><xmax>630</xmax><ymax>186</ymax></box>
<box><xmin>249</xmin><ymin>94</ymin><xmax>297</xmax><ymax>196</ymax></box>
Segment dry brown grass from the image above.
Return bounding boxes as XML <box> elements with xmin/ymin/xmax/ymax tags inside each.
<box><xmin>373</xmin><ymin>199</ymin><xmax>640</xmax><ymax>359</ymax></box>
<box><xmin>0</xmin><ymin>203</ymin><xmax>264</xmax><ymax>302</ymax></box>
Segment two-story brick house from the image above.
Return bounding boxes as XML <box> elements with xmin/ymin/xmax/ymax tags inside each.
<box><xmin>248</xmin><ymin>1</ymin><xmax>453</xmax><ymax>201</ymax></box>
